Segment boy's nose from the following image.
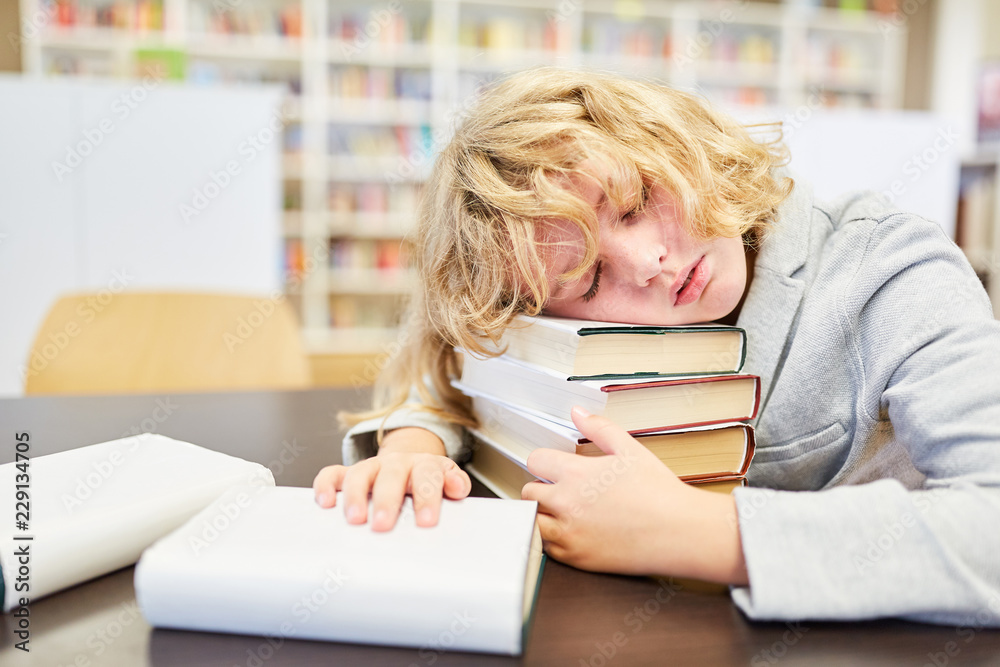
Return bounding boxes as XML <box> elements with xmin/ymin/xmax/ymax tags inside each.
<box><xmin>625</xmin><ymin>244</ymin><xmax>667</xmax><ymax>287</ymax></box>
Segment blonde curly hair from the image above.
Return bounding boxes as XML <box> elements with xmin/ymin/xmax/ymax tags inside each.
<box><xmin>344</xmin><ymin>67</ymin><xmax>792</xmax><ymax>435</ymax></box>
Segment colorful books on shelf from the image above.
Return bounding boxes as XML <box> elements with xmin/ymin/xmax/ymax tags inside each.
<box><xmin>328</xmin><ymin>238</ymin><xmax>407</xmax><ymax>272</ymax></box>
<box><xmin>458</xmin><ymin>16</ymin><xmax>566</xmax><ymax>53</ymax></box>
<box><xmin>583</xmin><ymin>20</ymin><xmax>665</xmax><ymax>59</ymax></box>
<box><xmin>330</xmin><ymin>10</ymin><xmax>429</xmax><ymax>49</ymax></box>
<box><xmin>455</xmin><ymin>314</ymin><xmax>758</xmax><ymax>499</ymax></box>
<box><xmin>54</xmin><ymin>0</ymin><xmax>165</xmax><ymax>31</ymax></box>
<box><xmin>329</xmin><ymin>66</ymin><xmax>432</xmax><ymax>101</ymax></box>
<box><xmin>186</xmin><ymin>2</ymin><xmax>302</xmax><ymax>38</ymax></box>
<box><xmin>327</xmin><ymin>124</ymin><xmax>432</xmax><ymax>159</ymax></box>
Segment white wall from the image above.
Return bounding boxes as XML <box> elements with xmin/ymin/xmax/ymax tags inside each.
<box><xmin>0</xmin><ymin>76</ymin><xmax>284</xmax><ymax>397</ymax></box>
<box><xmin>930</xmin><ymin>0</ymin><xmax>982</xmax><ymax>158</ymax></box>
<box><xmin>732</xmin><ymin>106</ymin><xmax>960</xmax><ymax>238</ymax></box>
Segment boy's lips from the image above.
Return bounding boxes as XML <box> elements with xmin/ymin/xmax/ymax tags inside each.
<box><xmin>674</xmin><ymin>256</ymin><xmax>708</xmax><ymax>306</ymax></box>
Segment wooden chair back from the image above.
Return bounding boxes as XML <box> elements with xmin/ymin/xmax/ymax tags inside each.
<box><xmin>24</xmin><ymin>292</ymin><xmax>310</xmax><ymax>395</ymax></box>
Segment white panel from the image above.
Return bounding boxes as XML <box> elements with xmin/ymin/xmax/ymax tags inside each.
<box><xmin>0</xmin><ymin>76</ymin><xmax>284</xmax><ymax>398</ymax></box>
<box><xmin>930</xmin><ymin>0</ymin><xmax>981</xmax><ymax>159</ymax></box>
<box><xmin>0</xmin><ymin>77</ymin><xmax>82</xmax><ymax>397</ymax></box>
<box><xmin>733</xmin><ymin>107</ymin><xmax>960</xmax><ymax>239</ymax></box>
<box><xmin>78</xmin><ymin>82</ymin><xmax>283</xmax><ymax>293</ymax></box>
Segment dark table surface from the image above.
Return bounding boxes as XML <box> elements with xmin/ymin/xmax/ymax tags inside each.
<box><xmin>2</xmin><ymin>388</ymin><xmax>999</xmax><ymax>666</ymax></box>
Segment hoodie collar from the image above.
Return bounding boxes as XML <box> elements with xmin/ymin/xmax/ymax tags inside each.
<box><xmin>736</xmin><ymin>172</ymin><xmax>814</xmax><ymax>416</ymax></box>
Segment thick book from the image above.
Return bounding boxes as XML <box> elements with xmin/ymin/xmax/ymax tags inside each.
<box><xmin>455</xmin><ymin>352</ymin><xmax>760</xmax><ymax>434</ymax></box>
<box><xmin>0</xmin><ymin>435</ymin><xmax>273</xmax><ymax>612</ymax></box>
<box><xmin>469</xmin><ymin>395</ymin><xmax>755</xmax><ymax>482</ymax></box>
<box><xmin>136</xmin><ymin>486</ymin><xmax>545</xmax><ymax>655</ymax></box>
<box><xmin>466</xmin><ymin>433</ymin><xmax>747</xmax><ymax>499</ymax></box>
<box><xmin>492</xmin><ymin>314</ymin><xmax>747</xmax><ymax>378</ymax></box>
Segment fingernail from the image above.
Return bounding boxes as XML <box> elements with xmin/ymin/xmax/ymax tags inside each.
<box><xmin>571</xmin><ymin>406</ymin><xmax>591</xmax><ymax>419</ymax></box>
<box><xmin>346</xmin><ymin>505</ymin><xmax>361</xmax><ymax>522</ymax></box>
<box><xmin>417</xmin><ymin>507</ymin><xmax>434</xmax><ymax>525</ymax></box>
<box><xmin>316</xmin><ymin>493</ymin><xmax>330</xmax><ymax>507</ymax></box>
<box><xmin>374</xmin><ymin>509</ymin><xmax>388</xmax><ymax>525</ymax></box>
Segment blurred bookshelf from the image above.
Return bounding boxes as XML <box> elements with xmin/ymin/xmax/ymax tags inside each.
<box><xmin>955</xmin><ymin>59</ymin><xmax>1000</xmax><ymax>317</ymax></box>
<box><xmin>957</xmin><ymin>149</ymin><xmax>1000</xmax><ymax>316</ymax></box>
<box><xmin>20</xmin><ymin>0</ymin><xmax>908</xmax><ymax>365</ymax></box>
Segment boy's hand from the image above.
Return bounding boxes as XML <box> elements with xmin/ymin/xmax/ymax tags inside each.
<box><xmin>312</xmin><ymin>427</ymin><xmax>471</xmax><ymax>531</ymax></box>
<box><xmin>521</xmin><ymin>407</ymin><xmax>748</xmax><ymax>585</ymax></box>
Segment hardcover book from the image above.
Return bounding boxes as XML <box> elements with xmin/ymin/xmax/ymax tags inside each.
<box><xmin>136</xmin><ymin>486</ymin><xmax>544</xmax><ymax>655</ymax></box>
<box><xmin>469</xmin><ymin>394</ymin><xmax>755</xmax><ymax>482</ymax></box>
<box><xmin>466</xmin><ymin>433</ymin><xmax>747</xmax><ymax>500</ymax></box>
<box><xmin>0</xmin><ymin>435</ymin><xmax>273</xmax><ymax>612</ymax></box>
<box><xmin>492</xmin><ymin>314</ymin><xmax>747</xmax><ymax>378</ymax></box>
<box><xmin>455</xmin><ymin>351</ymin><xmax>760</xmax><ymax>434</ymax></box>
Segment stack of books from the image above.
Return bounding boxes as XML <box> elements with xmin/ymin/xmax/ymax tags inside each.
<box><xmin>455</xmin><ymin>314</ymin><xmax>760</xmax><ymax>497</ymax></box>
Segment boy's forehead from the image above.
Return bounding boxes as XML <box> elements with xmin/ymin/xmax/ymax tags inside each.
<box><xmin>552</xmin><ymin>158</ymin><xmax>615</xmax><ymax>206</ymax></box>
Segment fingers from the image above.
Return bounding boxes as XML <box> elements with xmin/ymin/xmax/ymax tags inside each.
<box><xmin>409</xmin><ymin>458</ymin><xmax>446</xmax><ymax>527</ymax></box>
<box><xmin>526</xmin><ymin>447</ymin><xmax>572</xmax><ymax>482</ymax></box>
<box><xmin>370</xmin><ymin>458</ymin><xmax>411</xmax><ymax>532</ymax></box>
<box><xmin>340</xmin><ymin>458</ymin><xmax>380</xmax><ymax>525</ymax></box>
<box><xmin>522</xmin><ymin>478</ymin><xmax>581</xmax><ymax>537</ymax></box>
<box><xmin>312</xmin><ymin>464</ymin><xmax>347</xmax><ymax>508</ymax></box>
<box><xmin>536</xmin><ymin>507</ymin><xmax>600</xmax><ymax>572</ymax></box>
<box><xmin>535</xmin><ymin>512</ymin><xmax>566</xmax><ymax>546</ymax></box>
<box><xmin>571</xmin><ymin>405</ymin><xmax>637</xmax><ymax>456</ymax></box>
<box><xmin>312</xmin><ymin>454</ymin><xmax>473</xmax><ymax>532</ymax></box>
<box><xmin>534</xmin><ymin>512</ymin><xmax>580</xmax><ymax>568</ymax></box>
<box><xmin>442</xmin><ymin>464</ymin><xmax>472</xmax><ymax>500</ymax></box>
<box><xmin>520</xmin><ymin>479</ymin><xmax>557</xmax><ymax>509</ymax></box>
<box><xmin>411</xmin><ymin>460</ymin><xmax>471</xmax><ymax>527</ymax></box>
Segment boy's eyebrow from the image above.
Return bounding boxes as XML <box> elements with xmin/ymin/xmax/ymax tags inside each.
<box><xmin>594</xmin><ymin>190</ymin><xmax>608</xmax><ymax>213</ymax></box>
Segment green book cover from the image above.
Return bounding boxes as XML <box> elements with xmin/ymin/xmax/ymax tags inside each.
<box><xmin>134</xmin><ymin>48</ymin><xmax>186</xmax><ymax>81</ymax></box>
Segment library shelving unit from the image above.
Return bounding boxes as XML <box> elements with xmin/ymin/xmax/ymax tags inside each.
<box><xmin>20</xmin><ymin>0</ymin><xmax>907</xmax><ymax>361</ymax></box>
<box><xmin>956</xmin><ymin>147</ymin><xmax>1000</xmax><ymax>315</ymax></box>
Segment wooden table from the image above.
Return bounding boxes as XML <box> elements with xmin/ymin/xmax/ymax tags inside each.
<box><xmin>2</xmin><ymin>389</ymin><xmax>998</xmax><ymax>665</ymax></box>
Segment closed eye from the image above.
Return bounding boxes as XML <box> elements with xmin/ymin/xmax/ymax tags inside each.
<box><xmin>621</xmin><ymin>206</ymin><xmax>641</xmax><ymax>224</ymax></box>
<box><xmin>582</xmin><ymin>261</ymin><xmax>603</xmax><ymax>302</ymax></box>
<box><xmin>620</xmin><ymin>183</ymin><xmax>650</xmax><ymax>225</ymax></box>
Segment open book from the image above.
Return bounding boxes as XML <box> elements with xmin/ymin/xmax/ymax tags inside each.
<box><xmin>0</xmin><ymin>435</ymin><xmax>273</xmax><ymax>612</ymax></box>
<box><xmin>136</xmin><ymin>486</ymin><xmax>545</xmax><ymax>655</ymax></box>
